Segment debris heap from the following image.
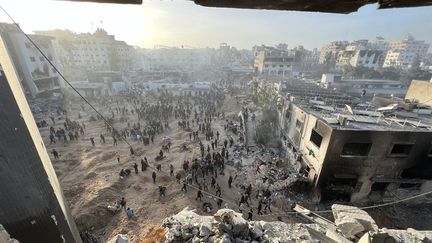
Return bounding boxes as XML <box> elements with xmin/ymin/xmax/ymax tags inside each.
<box><xmin>331</xmin><ymin>204</ymin><xmax>379</xmax><ymax>240</ymax></box>
<box><xmin>160</xmin><ymin>206</ymin><xmax>432</xmax><ymax>243</ymax></box>
<box><xmin>161</xmin><ymin>207</ymin><xmax>320</xmax><ymax>242</ymax></box>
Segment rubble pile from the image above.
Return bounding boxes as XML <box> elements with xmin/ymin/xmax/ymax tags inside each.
<box><xmin>364</xmin><ymin>228</ymin><xmax>432</xmax><ymax>242</ymax></box>
<box><xmin>254</xmin><ymin>148</ymin><xmax>307</xmax><ymax>192</ymax></box>
<box><xmin>161</xmin><ymin>206</ymin><xmax>432</xmax><ymax>243</ymax></box>
<box><xmin>161</xmin><ymin>207</ymin><xmax>321</xmax><ymax>242</ymax></box>
<box><xmin>331</xmin><ymin>204</ymin><xmax>378</xmax><ymax>240</ymax></box>
<box><xmin>106</xmin><ymin>234</ymin><xmax>131</xmax><ymax>243</ymax></box>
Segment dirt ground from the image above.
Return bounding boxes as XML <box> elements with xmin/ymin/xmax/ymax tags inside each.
<box><xmin>39</xmin><ymin>92</ymin><xmax>432</xmax><ymax>242</ymax></box>
<box><xmin>40</xmin><ymin>94</ymin><xmax>288</xmax><ymax>242</ymax></box>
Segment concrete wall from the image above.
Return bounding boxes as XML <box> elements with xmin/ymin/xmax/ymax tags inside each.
<box><xmin>0</xmin><ymin>36</ymin><xmax>82</xmax><ymax>243</ymax></box>
<box><xmin>405</xmin><ymin>80</ymin><xmax>432</xmax><ymax>107</ymax></box>
<box><xmin>282</xmin><ymin>103</ymin><xmax>333</xmax><ymax>186</ymax></box>
<box><xmin>281</xmin><ymin>102</ymin><xmax>432</xmax><ymax>202</ymax></box>
<box><xmin>320</xmin><ymin>129</ymin><xmax>432</xmax><ymax>202</ymax></box>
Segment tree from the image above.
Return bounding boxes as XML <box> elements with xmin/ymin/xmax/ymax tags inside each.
<box><xmin>249</xmin><ymin>80</ymin><xmax>281</xmax><ymax>145</ymax></box>
<box><xmin>404</xmin><ymin>55</ymin><xmax>432</xmax><ymax>82</ymax></box>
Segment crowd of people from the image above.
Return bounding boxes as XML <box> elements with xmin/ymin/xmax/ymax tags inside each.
<box><xmin>47</xmin><ymin>83</ymin><xmax>277</xmax><ymax>223</ymax></box>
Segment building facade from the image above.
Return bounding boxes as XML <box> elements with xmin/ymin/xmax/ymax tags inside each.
<box><xmin>35</xmin><ymin>28</ymin><xmax>139</xmax><ymax>80</ymax></box>
<box><xmin>280</xmin><ymin>80</ymin><xmax>432</xmax><ymax>203</ymax></box>
<box><xmin>383</xmin><ymin>35</ymin><xmax>430</xmax><ymax>69</ymax></box>
<box><xmin>319</xmin><ymin>41</ymin><xmax>348</xmax><ymax>64</ymax></box>
<box><xmin>0</xmin><ymin>23</ymin><xmax>64</xmax><ymax>97</ymax></box>
<box><xmin>254</xmin><ymin>46</ymin><xmax>294</xmax><ymax>77</ymax></box>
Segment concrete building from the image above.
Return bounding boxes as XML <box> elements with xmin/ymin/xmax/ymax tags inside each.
<box><xmin>319</xmin><ymin>41</ymin><xmax>348</xmax><ymax>64</ymax></box>
<box><xmin>349</xmin><ymin>50</ymin><xmax>385</xmax><ymax>70</ymax></box>
<box><xmin>383</xmin><ymin>35</ymin><xmax>430</xmax><ymax>69</ymax></box>
<box><xmin>146</xmin><ymin>80</ymin><xmax>211</xmax><ymax>96</ymax></box>
<box><xmin>34</xmin><ymin>28</ymin><xmax>139</xmax><ymax>80</ymax></box>
<box><xmin>320</xmin><ymin>74</ymin><xmax>407</xmax><ymax>98</ymax></box>
<box><xmin>140</xmin><ymin>46</ymin><xmax>212</xmax><ymax>72</ymax></box>
<box><xmin>0</xmin><ymin>37</ymin><xmax>82</xmax><ymax>243</ymax></box>
<box><xmin>254</xmin><ymin>46</ymin><xmax>294</xmax><ymax>77</ymax></box>
<box><xmin>0</xmin><ymin>23</ymin><xmax>64</xmax><ymax>97</ymax></box>
<box><xmin>65</xmin><ymin>71</ymin><xmax>127</xmax><ymax>98</ymax></box>
<box><xmin>405</xmin><ymin>79</ymin><xmax>432</xmax><ymax>107</ymax></box>
<box><xmin>290</xmin><ymin>46</ymin><xmax>320</xmax><ymax>75</ymax></box>
<box><xmin>280</xmin><ymin>80</ymin><xmax>432</xmax><ymax>203</ymax></box>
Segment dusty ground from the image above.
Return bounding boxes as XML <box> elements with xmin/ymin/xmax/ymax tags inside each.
<box><xmin>40</xmin><ymin>94</ymin><xmax>288</xmax><ymax>242</ymax></box>
<box><xmin>38</xmin><ymin>92</ymin><xmax>432</xmax><ymax>242</ymax></box>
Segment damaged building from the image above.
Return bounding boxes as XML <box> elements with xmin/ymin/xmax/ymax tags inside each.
<box><xmin>279</xmin><ymin>80</ymin><xmax>432</xmax><ymax>202</ymax></box>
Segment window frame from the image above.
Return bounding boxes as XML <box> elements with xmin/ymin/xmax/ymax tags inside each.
<box><xmin>310</xmin><ymin>129</ymin><xmax>323</xmax><ymax>148</ymax></box>
<box><xmin>340</xmin><ymin>142</ymin><xmax>372</xmax><ymax>157</ymax></box>
<box><xmin>387</xmin><ymin>143</ymin><xmax>414</xmax><ymax>158</ymax></box>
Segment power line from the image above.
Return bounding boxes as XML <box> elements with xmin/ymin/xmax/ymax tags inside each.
<box><xmin>0</xmin><ymin>5</ymin><xmax>132</xmax><ymax>149</ymax></box>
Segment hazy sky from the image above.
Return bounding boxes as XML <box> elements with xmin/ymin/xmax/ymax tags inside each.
<box><xmin>0</xmin><ymin>0</ymin><xmax>432</xmax><ymax>50</ymax></box>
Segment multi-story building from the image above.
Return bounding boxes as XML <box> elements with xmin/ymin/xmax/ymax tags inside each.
<box><xmin>319</xmin><ymin>41</ymin><xmax>348</xmax><ymax>64</ymax></box>
<box><xmin>335</xmin><ymin>50</ymin><xmax>355</xmax><ymax>70</ymax></box>
<box><xmin>0</xmin><ymin>23</ymin><xmax>64</xmax><ymax>97</ymax></box>
<box><xmin>290</xmin><ymin>46</ymin><xmax>320</xmax><ymax>74</ymax></box>
<box><xmin>383</xmin><ymin>35</ymin><xmax>430</xmax><ymax>69</ymax></box>
<box><xmin>254</xmin><ymin>46</ymin><xmax>295</xmax><ymax>77</ymax></box>
<box><xmin>333</xmin><ymin>40</ymin><xmax>386</xmax><ymax>71</ymax></box>
<box><xmin>280</xmin><ymin>80</ymin><xmax>432</xmax><ymax>203</ymax></box>
<box><xmin>320</xmin><ymin>74</ymin><xmax>407</xmax><ymax>98</ymax></box>
<box><xmin>140</xmin><ymin>46</ymin><xmax>213</xmax><ymax>72</ymax></box>
<box><xmin>35</xmin><ymin>28</ymin><xmax>139</xmax><ymax>80</ymax></box>
<box><xmin>349</xmin><ymin>50</ymin><xmax>385</xmax><ymax>70</ymax></box>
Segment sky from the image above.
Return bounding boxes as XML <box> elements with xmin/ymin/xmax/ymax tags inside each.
<box><xmin>0</xmin><ymin>0</ymin><xmax>432</xmax><ymax>50</ymax></box>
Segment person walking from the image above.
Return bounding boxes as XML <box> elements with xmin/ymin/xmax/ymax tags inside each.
<box><xmin>196</xmin><ymin>189</ymin><xmax>203</xmax><ymax>201</ymax></box>
<box><xmin>152</xmin><ymin>171</ymin><xmax>157</xmax><ymax>183</ymax></box>
<box><xmin>133</xmin><ymin>163</ymin><xmax>138</xmax><ymax>174</ymax></box>
<box><xmin>51</xmin><ymin>149</ymin><xmax>59</xmax><ymax>159</ymax></box>
<box><xmin>247</xmin><ymin>209</ymin><xmax>253</xmax><ymax>220</ymax></box>
<box><xmin>170</xmin><ymin>164</ymin><xmax>174</xmax><ymax>176</ymax></box>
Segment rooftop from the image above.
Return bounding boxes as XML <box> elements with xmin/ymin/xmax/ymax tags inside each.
<box><xmin>282</xmin><ymin>80</ymin><xmax>432</xmax><ymax>131</ymax></box>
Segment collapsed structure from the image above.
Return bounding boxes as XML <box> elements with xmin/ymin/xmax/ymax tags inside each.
<box><xmin>278</xmin><ymin>80</ymin><xmax>432</xmax><ymax>202</ymax></box>
<box><xmin>159</xmin><ymin>206</ymin><xmax>432</xmax><ymax>243</ymax></box>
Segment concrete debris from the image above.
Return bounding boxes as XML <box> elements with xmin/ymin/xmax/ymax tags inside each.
<box><xmin>161</xmin><ymin>207</ymin><xmax>324</xmax><ymax>243</ymax></box>
<box><xmin>253</xmin><ymin>149</ymin><xmax>306</xmax><ymax>192</ymax></box>
<box><xmin>331</xmin><ymin>204</ymin><xmax>378</xmax><ymax>240</ymax></box>
<box><xmin>161</xmin><ymin>206</ymin><xmax>432</xmax><ymax>243</ymax></box>
<box><xmin>0</xmin><ymin>224</ymin><xmax>20</xmax><ymax>243</ymax></box>
<box><xmin>106</xmin><ymin>234</ymin><xmax>131</xmax><ymax>243</ymax></box>
<box><xmin>359</xmin><ymin>228</ymin><xmax>432</xmax><ymax>243</ymax></box>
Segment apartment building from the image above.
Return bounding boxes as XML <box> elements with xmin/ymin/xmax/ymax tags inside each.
<box><xmin>254</xmin><ymin>46</ymin><xmax>295</xmax><ymax>77</ymax></box>
<box><xmin>0</xmin><ymin>23</ymin><xmax>64</xmax><ymax>97</ymax></box>
<box><xmin>35</xmin><ymin>28</ymin><xmax>139</xmax><ymax>80</ymax></box>
<box><xmin>280</xmin><ymin>80</ymin><xmax>432</xmax><ymax>203</ymax></box>
<box><xmin>383</xmin><ymin>35</ymin><xmax>430</xmax><ymax>69</ymax></box>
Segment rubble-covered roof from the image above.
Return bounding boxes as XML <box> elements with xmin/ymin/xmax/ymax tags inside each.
<box><xmin>283</xmin><ymin>80</ymin><xmax>432</xmax><ymax>131</ymax></box>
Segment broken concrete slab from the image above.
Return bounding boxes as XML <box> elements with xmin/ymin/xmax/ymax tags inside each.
<box><xmin>106</xmin><ymin>234</ymin><xmax>131</xmax><ymax>243</ymax></box>
<box><xmin>331</xmin><ymin>204</ymin><xmax>378</xmax><ymax>240</ymax></box>
<box><xmin>161</xmin><ymin>207</ymin><xmax>330</xmax><ymax>243</ymax></box>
